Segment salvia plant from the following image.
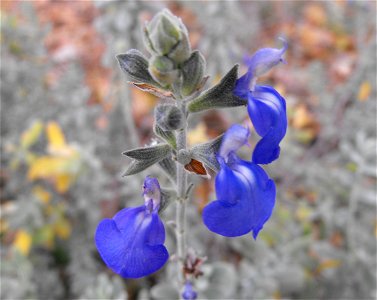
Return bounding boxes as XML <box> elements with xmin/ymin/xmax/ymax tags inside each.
<box><xmin>95</xmin><ymin>9</ymin><xmax>287</xmax><ymax>299</ymax></box>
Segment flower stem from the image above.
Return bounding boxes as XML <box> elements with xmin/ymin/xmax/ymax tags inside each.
<box><xmin>176</xmin><ymin>100</ymin><xmax>187</xmax><ymax>291</ymax></box>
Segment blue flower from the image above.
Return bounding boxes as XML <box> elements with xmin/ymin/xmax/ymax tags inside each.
<box><xmin>95</xmin><ymin>177</ymin><xmax>168</xmax><ymax>278</ymax></box>
<box><xmin>202</xmin><ymin>125</ymin><xmax>276</xmax><ymax>238</ymax></box>
<box><xmin>182</xmin><ymin>281</ymin><xmax>198</xmax><ymax>300</ymax></box>
<box><xmin>234</xmin><ymin>39</ymin><xmax>288</xmax><ymax>164</ymax></box>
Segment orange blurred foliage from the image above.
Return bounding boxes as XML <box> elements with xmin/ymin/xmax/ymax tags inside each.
<box><xmin>33</xmin><ymin>0</ymin><xmax>112</xmax><ymax>106</ymax></box>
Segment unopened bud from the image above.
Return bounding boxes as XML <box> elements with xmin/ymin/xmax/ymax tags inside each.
<box><xmin>148</xmin><ymin>55</ymin><xmax>179</xmax><ymax>86</ymax></box>
<box><xmin>177</xmin><ymin>149</ymin><xmax>192</xmax><ymax>166</ymax></box>
<box><xmin>143</xmin><ymin>9</ymin><xmax>191</xmax><ymax>63</ymax></box>
<box><xmin>155</xmin><ymin>104</ymin><xmax>183</xmax><ymax>131</ymax></box>
<box><xmin>182</xmin><ymin>281</ymin><xmax>197</xmax><ymax>300</ymax></box>
<box><xmin>143</xmin><ymin>176</ymin><xmax>161</xmax><ymax>213</ymax></box>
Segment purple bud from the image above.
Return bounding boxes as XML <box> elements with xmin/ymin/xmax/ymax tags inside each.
<box><xmin>218</xmin><ymin>124</ymin><xmax>250</xmax><ymax>162</ymax></box>
<box><xmin>143</xmin><ymin>176</ymin><xmax>161</xmax><ymax>212</ymax></box>
<box><xmin>182</xmin><ymin>281</ymin><xmax>197</xmax><ymax>300</ymax></box>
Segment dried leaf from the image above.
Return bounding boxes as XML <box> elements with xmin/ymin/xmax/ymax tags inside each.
<box><xmin>130</xmin><ymin>82</ymin><xmax>174</xmax><ymax>99</ymax></box>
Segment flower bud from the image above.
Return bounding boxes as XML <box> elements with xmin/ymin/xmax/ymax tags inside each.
<box><xmin>143</xmin><ymin>9</ymin><xmax>191</xmax><ymax>63</ymax></box>
<box><xmin>182</xmin><ymin>281</ymin><xmax>197</xmax><ymax>300</ymax></box>
<box><xmin>148</xmin><ymin>55</ymin><xmax>179</xmax><ymax>86</ymax></box>
<box><xmin>154</xmin><ymin>104</ymin><xmax>184</xmax><ymax>131</ymax></box>
<box><xmin>177</xmin><ymin>149</ymin><xmax>192</xmax><ymax>166</ymax></box>
<box><xmin>143</xmin><ymin>176</ymin><xmax>161</xmax><ymax>212</ymax></box>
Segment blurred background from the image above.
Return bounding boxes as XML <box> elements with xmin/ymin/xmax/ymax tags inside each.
<box><xmin>1</xmin><ymin>1</ymin><xmax>376</xmax><ymax>299</ymax></box>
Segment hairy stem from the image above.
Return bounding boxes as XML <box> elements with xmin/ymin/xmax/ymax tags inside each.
<box><xmin>176</xmin><ymin>100</ymin><xmax>187</xmax><ymax>291</ymax></box>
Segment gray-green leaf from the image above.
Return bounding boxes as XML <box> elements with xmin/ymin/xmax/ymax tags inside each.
<box><xmin>116</xmin><ymin>49</ymin><xmax>160</xmax><ymax>86</ymax></box>
<box><xmin>181</xmin><ymin>50</ymin><xmax>205</xmax><ymax>97</ymax></box>
<box><xmin>122</xmin><ymin>144</ymin><xmax>172</xmax><ymax>176</ymax></box>
<box><xmin>188</xmin><ymin>65</ymin><xmax>247</xmax><ymax>113</ymax></box>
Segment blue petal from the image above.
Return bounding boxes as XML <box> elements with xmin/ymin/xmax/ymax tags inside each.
<box><xmin>234</xmin><ymin>39</ymin><xmax>287</xmax><ymax>99</ymax></box>
<box><xmin>218</xmin><ymin>124</ymin><xmax>250</xmax><ymax>162</ymax></box>
<box><xmin>232</xmin><ymin>159</ymin><xmax>276</xmax><ymax>239</ymax></box>
<box><xmin>203</xmin><ymin>157</ymin><xmax>276</xmax><ymax>238</ymax></box>
<box><xmin>215</xmin><ymin>158</ymin><xmax>245</xmax><ymax>205</ymax></box>
<box><xmin>95</xmin><ymin>206</ymin><xmax>168</xmax><ymax>278</ymax></box>
<box><xmin>203</xmin><ymin>156</ymin><xmax>252</xmax><ymax>236</ymax></box>
<box><xmin>202</xmin><ymin>195</ymin><xmax>253</xmax><ymax>237</ymax></box>
<box><xmin>247</xmin><ymin>85</ymin><xmax>287</xmax><ymax>164</ymax></box>
<box><xmin>245</xmin><ymin>39</ymin><xmax>287</xmax><ymax>78</ymax></box>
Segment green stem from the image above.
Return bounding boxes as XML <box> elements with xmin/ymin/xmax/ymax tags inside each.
<box><xmin>176</xmin><ymin>100</ymin><xmax>187</xmax><ymax>292</ymax></box>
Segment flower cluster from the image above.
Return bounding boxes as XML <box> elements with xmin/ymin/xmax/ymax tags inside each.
<box><xmin>94</xmin><ymin>9</ymin><xmax>287</xmax><ymax>292</ymax></box>
<box><xmin>203</xmin><ymin>41</ymin><xmax>287</xmax><ymax>238</ymax></box>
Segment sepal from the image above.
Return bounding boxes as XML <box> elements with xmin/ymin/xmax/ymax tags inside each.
<box><xmin>190</xmin><ymin>134</ymin><xmax>223</xmax><ymax>172</ymax></box>
<box><xmin>181</xmin><ymin>51</ymin><xmax>205</xmax><ymax>97</ymax></box>
<box><xmin>122</xmin><ymin>144</ymin><xmax>171</xmax><ymax>176</ymax></box>
<box><xmin>153</xmin><ymin>123</ymin><xmax>177</xmax><ymax>149</ymax></box>
<box><xmin>116</xmin><ymin>49</ymin><xmax>159</xmax><ymax>86</ymax></box>
<box><xmin>188</xmin><ymin>65</ymin><xmax>247</xmax><ymax>113</ymax></box>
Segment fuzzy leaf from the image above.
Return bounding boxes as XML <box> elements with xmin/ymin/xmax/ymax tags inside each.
<box><xmin>188</xmin><ymin>65</ymin><xmax>247</xmax><ymax>113</ymax></box>
<box><xmin>122</xmin><ymin>144</ymin><xmax>172</xmax><ymax>176</ymax></box>
<box><xmin>123</xmin><ymin>143</ymin><xmax>171</xmax><ymax>159</ymax></box>
<box><xmin>181</xmin><ymin>51</ymin><xmax>205</xmax><ymax>96</ymax></box>
<box><xmin>117</xmin><ymin>49</ymin><xmax>160</xmax><ymax>86</ymax></box>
